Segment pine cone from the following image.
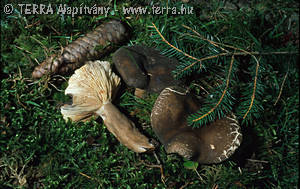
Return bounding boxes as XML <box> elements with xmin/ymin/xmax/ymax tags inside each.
<box><xmin>32</xmin><ymin>20</ymin><xmax>129</xmax><ymax>79</ymax></box>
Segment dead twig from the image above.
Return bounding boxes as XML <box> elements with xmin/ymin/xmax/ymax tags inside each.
<box><xmin>30</xmin><ymin>36</ymin><xmax>48</xmax><ymax>51</ymax></box>
<box><xmin>137</xmin><ymin>151</ymin><xmax>166</xmax><ymax>186</ymax></box>
<box><xmin>274</xmin><ymin>70</ymin><xmax>289</xmax><ymax>106</ymax></box>
<box><xmin>79</xmin><ymin>172</ymin><xmax>102</xmax><ymax>184</ymax></box>
<box><xmin>246</xmin><ymin>159</ymin><xmax>269</xmax><ymax>163</ymax></box>
<box><xmin>79</xmin><ymin>172</ymin><xmax>92</xmax><ymax>179</ymax></box>
<box><xmin>24</xmin><ymin>20</ymin><xmax>40</xmax><ymax>29</ymax></box>
<box><xmin>14</xmin><ymin>45</ymin><xmax>33</xmax><ymax>55</ymax></box>
<box><xmin>179</xmin><ymin>181</ymin><xmax>192</xmax><ymax>189</ymax></box>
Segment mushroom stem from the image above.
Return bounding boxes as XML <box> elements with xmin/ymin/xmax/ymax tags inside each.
<box><xmin>96</xmin><ymin>102</ymin><xmax>154</xmax><ymax>153</ymax></box>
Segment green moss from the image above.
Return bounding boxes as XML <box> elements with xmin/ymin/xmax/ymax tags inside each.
<box><xmin>0</xmin><ymin>0</ymin><xmax>298</xmax><ymax>188</ymax></box>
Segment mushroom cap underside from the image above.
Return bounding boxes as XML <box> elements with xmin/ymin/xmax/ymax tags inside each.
<box><xmin>61</xmin><ymin>60</ymin><xmax>121</xmax><ymax>122</ymax></box>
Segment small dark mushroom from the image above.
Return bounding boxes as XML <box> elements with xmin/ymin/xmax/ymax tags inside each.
<box><xmin>112</xmin><ymin>45</ymin><xmax>181</xmax><ymax>94</ymax></box>
<box><xmin>151</xmin><ymin>86</ymin><xmax>242</xmax><ymax>164</ymax></box>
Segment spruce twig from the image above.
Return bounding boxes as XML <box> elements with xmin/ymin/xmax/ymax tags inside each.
<box><xmin>182</xmin><ymin>24</ymin><xmax>298</xmax><ymax>55</ymax></box>
<box><xmin>151</xmin><ymin>23</ymin><xmax>203</xmax><ymax>67</ymax></box>
<box><xmin>192</xmin><ymin>54</ymin><xmax>235</xmax><ymax>122</ymax></box>
<box><xmin>243</xmin><ymin>58</ymin><xmax>259</xmax><ymax>119</ymax></box>
<box><xmin>153</xmin><ymin>23</ymin><xmax>297</xmax><ymax>79</ymax></box>
<box><xmin>182</xmin><ymin>24</ymin><xmax>229</xmax><ymax>53</ymax></box>
<box><xmin>151</xmin><ymin>23</ymin><xmax>298</xmax><ymax>124</ymax></box>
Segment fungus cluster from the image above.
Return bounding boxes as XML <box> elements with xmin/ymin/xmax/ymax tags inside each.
<box><xmin>60</xmin><ymin>44</ymin><xmax>242</xmax><ymax>163</ymax></box>
<box><xmin>112</xmin><ymin>45</ymin><xmax>242</xmax><ymax>163</ymax></box>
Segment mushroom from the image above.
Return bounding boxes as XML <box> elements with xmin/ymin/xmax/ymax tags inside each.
<box><xmin>112</xmin><ymin>45</ymin><xmax>181</xmax><ymax>95</ymax></box>
<box><xmin>151</xmin><ymin>86</ymin><xmax>242</xmax><ymax>164</ymax></box>
<box><xmin>61</xmin><ymin>60</ymin><xmax>154</xmax><ymax>153</ymax></box>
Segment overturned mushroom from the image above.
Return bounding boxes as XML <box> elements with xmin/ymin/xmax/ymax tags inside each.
<box><xmin>151</xmin><ymin>86</ymin><xmax>242</xmax><ymax>164</ymax></box>
<box><xmin>112</xmin><ymin>45</ymin><xmax>181</xmax><ymax>95</ymax></box>
<box><xmin>61</xmin><ymin>60</ymin><xmax>154</xmax><ymax>153</ymax></box>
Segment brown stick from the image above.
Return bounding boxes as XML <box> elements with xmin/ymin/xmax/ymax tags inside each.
<box><xmin>274</xmin><ymin>70</ymin><xmax>289</xmax><ymax>106</ymax></box>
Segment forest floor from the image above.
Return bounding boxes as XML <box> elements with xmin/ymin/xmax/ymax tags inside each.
<box><xmin>1</xmin><ymin>0</ymin><xmax>299</xmax><ymax>188</ymax></box>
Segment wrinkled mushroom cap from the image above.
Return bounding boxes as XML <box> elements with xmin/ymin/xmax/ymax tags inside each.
<box><xmin>61</xmin><ymin>60</ymin><xmax>120</xmax><ymax>122</ymax></box>
<box><xmin>151</xmin><ymin>86</ymin><xmax>242</xmax><ymax>164</ymax></box>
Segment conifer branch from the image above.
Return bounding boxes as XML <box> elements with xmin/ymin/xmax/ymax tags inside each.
<box><xmin>152</xmin><ymin>22</ymin><xmax>297</xmax><ymax>123</ymax></box>
<box><xmin>152</xmin><ymin>23</ymin><xmax>297</xmax><ymax>78</ymax></box>
<box><xmin>182</xmin><ymin>24</ymin><xmax>229</xmax><ymax>53</ymax></box>
<box><xmin>243</xmin><ymin>57</ymin><xmax>260</xmax><ymax>119</ymax></box>
<box><xmin>151</xmin><ymin>23</ymin><xmax>203</xmax><ymax>66</ymax></box>
<box><xmin>182</xmin><ymin>24</ymin><xmax>253</xmax><ymax>55</ymax></box>
<box><xmin>192</xmin><ymin>54</ymin><xmax>235</xmax><ymax>122</ymax></box>
<box><xmin>181</xmin><ymin>24</ymin><xmax>298</xmax><ymax>55</ymax></box>
<box><xmin>182</xmin><ymin>24</ymin><xmax>298</xmax><ymax>57</ymax></box>
<box><xmin>176</xmin><ymin>53</ymin><xmax>226</xmax><ymax>76</ymax></box>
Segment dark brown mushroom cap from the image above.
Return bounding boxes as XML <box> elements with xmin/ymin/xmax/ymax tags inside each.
<box><xmin>151</xmin><ymin>86</ymin><xmax>242</xmax><ymax>164</ymax></box>
<box><xmin>112</xmin><ymin>46</ymin><xmax>148</xmax><ymax>89</ymax></box>
<box><xmin>112</xmin><ymin>45</ymin><xmax>181</xmax><ymax>93</ymax></box>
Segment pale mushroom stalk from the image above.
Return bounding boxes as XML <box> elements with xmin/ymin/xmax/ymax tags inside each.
<box><xmin>61</xmin><ymin>60</ymin><xmax>154</xmax><ymax>153</ymax></box>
